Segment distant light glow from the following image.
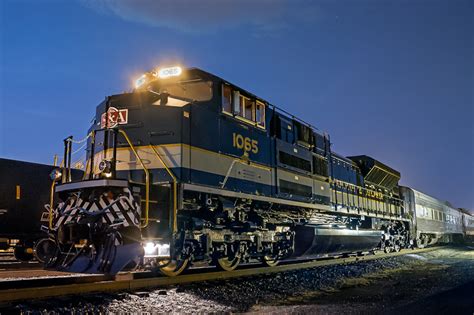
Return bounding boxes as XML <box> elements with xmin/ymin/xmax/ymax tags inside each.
<box><xmin>157</xmin><ymin>66</ymin><xmax>182</xmax><ymax>79</ymax></box>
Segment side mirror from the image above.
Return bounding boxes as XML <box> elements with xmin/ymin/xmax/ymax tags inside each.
<box><xmin>160</xmin><ymin>93</ymin><xmax>169</xmax><ymax>106</ymax></box>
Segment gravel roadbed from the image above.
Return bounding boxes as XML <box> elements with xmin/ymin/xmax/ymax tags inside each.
<box><xmin>2</xmin><ymin>246</ymin><xmax>473</xmax><ymax>314</ymax></box>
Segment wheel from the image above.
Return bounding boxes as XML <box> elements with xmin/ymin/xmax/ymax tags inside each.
<box><xmin>14</xmin><ymin>244</ymin><xmax>34</xmax><ymax>261</ymax></box>
<box><xmin>262</xmin><ymin>255</ymin><xmax>279</xmax><ymax>267</ymax></box>
<box><xmin>416</xmin><ymin>237</ymin><xmax>427</xmax><ymax>249</ymax></box>
<box><xmin>215</xmin><ymin>256</ymin><xmax>241</xmax><ymax>271</ymax></box>
<box><xmin>394</xmin><ymin>241</ymin><xmax>402</xmax><ymax>252</ymax></box>
<box><xmin>158</xmin><ymin>259</ymin><xmax>189</xmax><ymax>277</ymax></box>
<box><xmin>34</xmin><ymin>238</ymin><xmax>57</xmax><ymax>263</ymax></box>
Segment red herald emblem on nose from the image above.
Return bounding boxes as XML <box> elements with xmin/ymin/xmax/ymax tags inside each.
<box><xmin>101</xmin><ymin>107</ymin><xmax>129</xmax><ymax>128</ymax></box>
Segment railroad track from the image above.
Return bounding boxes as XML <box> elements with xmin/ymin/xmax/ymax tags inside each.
<box><xmin>0</xmin><ymin>261</ymin><xmax>40</xmax><ymax>271</ymax></box>
<box><xmin>0</xmin><ymin>251</ymin><xmax>42</xmax><ymax>270</ymax></box>
<box><xmin>0</xmin><ymin>252</ymin><xmax>14</xmax><ymax>261</ymax></box>
<box><xmin>0</xmin><ymin>247</ymin><xmax>437</xmax><ymax>305</ymax></box>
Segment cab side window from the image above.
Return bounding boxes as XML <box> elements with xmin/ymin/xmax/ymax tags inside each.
<box><xmin>221</xmin><ymin>84</ymin><xmax>266</xmax><ymax>129</ymax></box>
<box><xmin>222</xmin><ymin>84</ymin><xmax>232</xmax><ymax>113</ymax></box>
<box><xmin>233</xmin><ymin>90</ymin><xmax>242</xmax><ymax>115</ymax></box>
<box><xmin>242</xmin><ymin>96</ymin><xmax>255</xmax><ymax>121</ymax></box>
<box><xmin>256</xmin><ymin>101</ymin><xmax>265</xmax><ymax>128</ymax></box>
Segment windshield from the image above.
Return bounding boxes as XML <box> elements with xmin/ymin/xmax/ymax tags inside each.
<box><xmin>155</xmin><ymin>80</ymin><xmax>213</xmax><ymax>102</ymax></box>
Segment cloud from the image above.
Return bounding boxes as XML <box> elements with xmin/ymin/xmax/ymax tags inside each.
<box><xmin>79</xmin><ymin>0</ymin><xmax>323</xmax><ymax>35</ymax></box>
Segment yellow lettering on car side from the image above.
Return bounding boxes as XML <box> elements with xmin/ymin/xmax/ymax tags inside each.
<box><xmin>233</xmin><ymin>133</ymin><xmax>259</xmax><ymax>154</ymax></box>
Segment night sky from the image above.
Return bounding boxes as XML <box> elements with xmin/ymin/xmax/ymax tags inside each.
<box><xmin>0</xmin><ymin>0</ymin><xmax>472</xmax><ymax>209</ymax></box>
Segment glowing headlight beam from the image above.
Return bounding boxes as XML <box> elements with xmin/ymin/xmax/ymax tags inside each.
<box><xmin>144</xmin><ymin>242</ymin><xmax>156</xmax><ymax>255</ymax></box>
<box><xmin>135</xmin><ymin>74</ymin><xmax>148</xmax><ymax>89</ymax></box>
<box><xmin>134</xmin><ymin>66</ymin><xmax>182</xmax><ymax>89</ymax></box>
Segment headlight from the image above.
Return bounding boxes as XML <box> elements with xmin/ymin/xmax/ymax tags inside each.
<box><xmin>98</xmin><ymin>160</ymin><xmax>112</xmax><ymax>177</ymax></box>
<box><xmin>134</xmin><ymin>72</ymin><xmax>157</xmax><ymax>89</ymax></box>
<box><xmin>49</xmin><ymin>168</ymin><xmax>62</xmax><ymax>181</ymax></box>
<box><xmin>135</xmin><ymin>74</ymin><xmax>148</xmax><ymax>89</ymax></box>
<box><xmin>143</xmin><ymin>242</ymin><xmax>170</xmax><ymax>258</ymax></box>
<box><xmin>157</xmin><ymin>66</ymin><xmax>182</xmax><ymax>79</ymax></box>
<box><xmin>134</xmin><ymin>66</ymin><xmax>182</xmax><ymax>89</ymax></box>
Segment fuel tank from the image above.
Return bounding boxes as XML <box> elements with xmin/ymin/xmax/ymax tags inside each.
<box><xmin>293</xmin><ymin>225</ymin><xmax>383</xmax><ymax>257</ymax></box>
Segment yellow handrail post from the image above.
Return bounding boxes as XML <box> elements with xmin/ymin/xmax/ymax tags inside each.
<box><xmin>118</xmin><ymin>129</ymin><xmax>150</xmax><ymax>228</ymax></box>
<box><xmin>84</xmin><ymin>131</ymin><xmax>95</xmax><ymax>180</ymax></box>
<box><xmin>149</xmin><ymin>145</ymin><xmax>178</xmax><ymax>234</ymax></box>
<box><xmin>49</xmin><ymin>181</ymin><xmax>56</xmax><ymax>230</ymax></box>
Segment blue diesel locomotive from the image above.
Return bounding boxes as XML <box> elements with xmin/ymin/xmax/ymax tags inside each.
<box><xmin>42</xmin><ymin>66</ymin><xmax>472</xmax><ymax>276</ymax></box>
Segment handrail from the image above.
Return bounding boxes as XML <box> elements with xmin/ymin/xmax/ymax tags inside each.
<box><xmin>62</xmin><ymin>137</ymin><xmax>70</xmax><ymax>184</ymax></box>
<box><xmin>82</xmin><ymin>158</ymin><xmax>91</xmax><ymax>180</ymax></box>
<box><xmin>49</xmin><ymin>181</ymin><xmax>56</xmax><ymax>230</ymax></box>
<box><xmin>118</xmin><ymin>129</ymin><xmax>150</xmax><ymax>228</ymax></box>
<box><xmin>149</xmin><ymin>145</ymin><xmax>178</xmax><ymax>234</ymax></box>
<box><xmin>221</xmin><ymin>159</ymin><xmax>239</xmax><ymax>189</ymax></box>
<box><xmin>220</xmin><ymin>155</ymin><xmax>250</xmax><ymax>189</ymax></box>
<box><xmin>49</xmin><ymin>156</ymin><xmax>65</xmax><ymax>230</ymax></box>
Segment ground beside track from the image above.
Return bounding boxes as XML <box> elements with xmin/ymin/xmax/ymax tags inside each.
<box><xmin>1</xmin><ymin>246</ymin><xmax>473</xmax><ymax>314</ymax></box>
<box><xmin>0</xmin><ymin>269</ymin><xmax>74</xmax><ymax>281</ymax></box>
<box><xmin>252</xmin><ymin>246</ymin><xmax>474</xmax><ymax>314</ymax></box>
<box><xmin>0</xmin><ymin>252</ymin><xmax>40</xmax><ymax>271</ymax></box>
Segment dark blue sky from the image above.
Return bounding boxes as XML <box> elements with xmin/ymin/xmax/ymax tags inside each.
<box><xmin>0</xmin><ymin>0</ymin><xmax>472</xmax><ymax>209</ymax></box>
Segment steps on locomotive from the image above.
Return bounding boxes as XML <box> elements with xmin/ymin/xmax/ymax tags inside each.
<box><xmin>140</xmin><ymin>183</ymin><xmax>173</xmax><ymax>240</ymax></box>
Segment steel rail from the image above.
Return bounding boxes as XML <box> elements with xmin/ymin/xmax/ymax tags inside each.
<box><xmin>0</xmin><ymin>262</ymin><xmax>40</xmax><ymax>271</ymax></box>
<box><xmin>0</xmin><ymin>247</ymin><xmax>438</xmax><ymax>305</ymax></box>
<box><xmin>0</xmin><ymin>273</ymin><xmax>111</xmax><ymax>291</ymax></box>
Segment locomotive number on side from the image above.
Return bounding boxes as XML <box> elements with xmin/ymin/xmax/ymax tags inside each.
<box><xmin>233</xmin><ymin>133</ymin><xmax>258</xmax><ymax>154</ymax></box>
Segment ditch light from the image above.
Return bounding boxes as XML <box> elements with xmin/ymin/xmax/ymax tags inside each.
<box><xmin>143</xmin><ymin>242</ymin><xmax>171</xmax><ymax>258</ymax></box>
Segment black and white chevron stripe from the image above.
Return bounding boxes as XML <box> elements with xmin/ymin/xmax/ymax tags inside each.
<box><xmin>53</xmin><ymin>188</ymin><xmax>141</xmax><ymax>229</ymax></box>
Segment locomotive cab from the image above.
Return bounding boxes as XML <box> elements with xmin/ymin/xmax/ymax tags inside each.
<box><xmin>46</xmin><ymin>67</ymin><xmax>219</xmax><ymax>274</ymax></box>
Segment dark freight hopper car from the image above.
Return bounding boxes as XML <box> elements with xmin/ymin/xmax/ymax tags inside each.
<box><xmin>0</xmin><ymin>158</ymin><xmax>82</xmax><ymax>261</ymax></box>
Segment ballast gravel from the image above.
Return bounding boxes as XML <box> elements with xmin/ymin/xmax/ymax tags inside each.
<box><xmin>6</xmin><ymin>256</ymin><xmax>410</xmax><ymax>314</ymax></box>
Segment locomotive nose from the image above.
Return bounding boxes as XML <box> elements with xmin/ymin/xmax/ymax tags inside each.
<box><xmin>56</xmin><ymin>242</ymin><xmax>143</xmax><ymax>275</ymax></box>
<box><xmin>44</xmin><ymin>226</ymin><xmax>144</xmax><ymax>275</ymax></box>
<box><xmin>45</xmin><ymin>179</ymin><xmax>146</xmax><ymax>275</ymax></box>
